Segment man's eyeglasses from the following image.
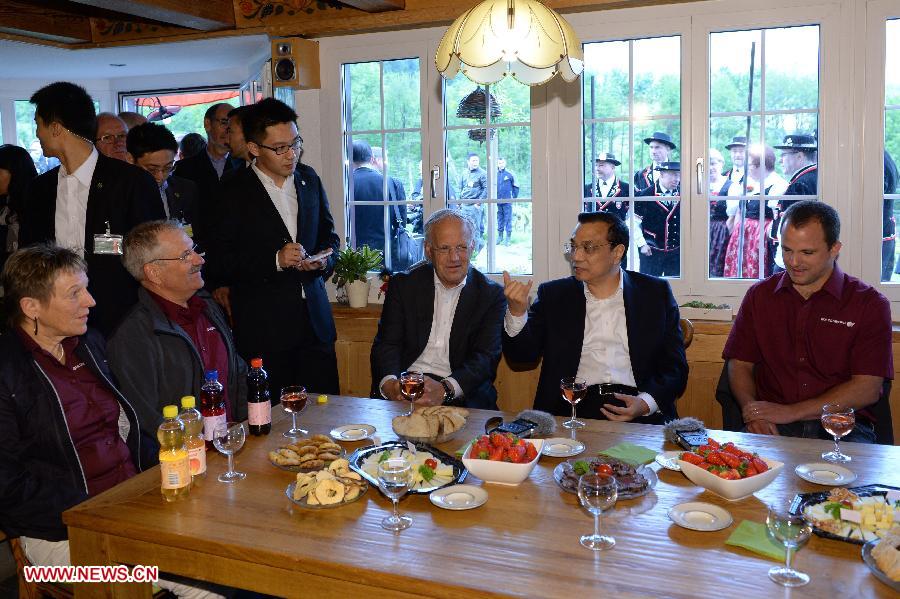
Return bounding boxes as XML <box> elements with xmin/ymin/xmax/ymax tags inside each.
<box><xmin>563</xmin><ymin>241</ymin><xmax>610</xmax><ymax>256</ymax></box>
<box><xmin>258</xmin><ymin>136</ymin><xmax>303</xmax><ymax>156</ymax></box>
<box><xmin>148</xmin><ymin>243</ymin><xmax>204</xmax><ymax>264</ymax></box>
<box><xmin>142</xmin><ymin>161</ymin><xmax>176</xmax><ymax>176</ymax></box>
<box><xmin>96</xmin><ymin>133</ymin><xmax>127</xmax><ymax>145</ymax></box>
<box><xmin>213</xmin><ymin>118</ymin><xmax>230</xmax><ymax>127</ymax></box>
<box><xmin>431</xmin><ymin>244</ymin><xmax>471</xmax><ymax>256</ymax></box>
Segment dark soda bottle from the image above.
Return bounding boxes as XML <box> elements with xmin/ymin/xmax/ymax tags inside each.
<box><xmin>200</xmin><ymin>370</ymin><xmax>225</xmax><ymax>449</ymax></box>
<box><xmin>247</xmin><ymin>357</ymin><xmax>271</xmax><ymax>436</ymax></box>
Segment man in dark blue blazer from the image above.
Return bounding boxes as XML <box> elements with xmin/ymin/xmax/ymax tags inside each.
<box><xmin>503</xmin><ymin>212</ymin><xmax>687</xmax><ymax>424</ymax></box>
<box><xmin>210</xmin><ymin>98</ymin><xmax>340</xmax><ymax>398</ymax></box>
<box><xmin>371</xmin><ymin>209</ymin><xmax>505</xmax><ymax>409</ymax></box>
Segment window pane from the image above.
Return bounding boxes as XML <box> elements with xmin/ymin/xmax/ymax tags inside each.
<box><xmin>345</xmin><ymin>62</ymin><xmax>382</xmax><ymax>132</ymax></box>
<box><xmin>583</xmin><ymin>41</ymin><xmax>630</xmax><ymax>120</ymax></box>
<box><xmin>119</xmin><ymin>91</ymin><xmax>238</xmax><ymax>141</ymax></box>
<box><xmin>882</xmin><ymin>19</ymin><xmax>900</xmax><ymax>282</ymax></box>
<box><xmin>709</xmin><ymin>26</ymin><xmax>819</xmax><ymax>281</ymax></box>
<box><xmin>634</xmin><ymin>37</ymin><xmax>681</xmax><ymax>117</ymax></box>
<box><xmin>15</xmin><ymin>100</ymin><xmax>59</xmax><ymax>174</ymax></box>
<box><xmin>383</xmin><ymin>59</ymin><xmax>421</xmax><ymax>130</ymax></box>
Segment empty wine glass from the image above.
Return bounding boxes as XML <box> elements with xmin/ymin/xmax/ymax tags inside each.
<box><xmin>213</xmin><ymin>422</ymin><xmax>246</xmax><ymax>483</ymax></box>
<box><xmin>399</xmin><ymin>371</ymin><xmax>425</xmax><ymax>416</ymax></box>
<box><xmin>821</xmin><ymin>403</ymin><xmax>855</xmax><ymax>463</ymax></box>
<box><xmin>281</xmin><ymin>385</ymin><xmax>308</xmax><ymax>438</ymax></box>
<box><xmin>766</xmin><ymin>506</ymin><xmax>813</xmax><ymax>587</ymax></box>
<box><xmin>561</xmin><ymin>377</ymin><xmax>588</xmax><ymax>429</ymax></box>
<box><xmin>577</xmin><ymin>472</ymin><xmax>617</xmax><ymax>550</ymax></box>
<box><xmin>377</xmin><ymin>457</ymin><xmax>412</xmax><ymax>532</ymax></box>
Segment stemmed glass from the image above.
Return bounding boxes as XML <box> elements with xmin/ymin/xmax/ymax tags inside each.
<box><xmin>281</xmin><ymin>385</ymin><xmax>308</xmax><ymax>438</ymax></box>
<box><xmin>821</xmin><ymin>404</ymin><xmax>855</xmax><ymax>462</ymax></box>
<box><xmin>377</xmin><ymin>457</ymin><xmax>412</xmax><ymax>532</ymax></box>
<box><xmin>766</xmin><ymin>506</ymin><xmax>813</xmax><ymax>587</ymax></box>
<box><xmin>399</xmin><ymin>371</ymin><xmax>425</xmax><ymax>416</ymax></box>
<box><xmin>213</xmin><ymin>422</ymin><xmax>246</xmax><ymax>483</ymax></box>
<box><xmin>561</xmin><ymin>377</ymin><xmax>588</xmax><ymax>429</ymax></box>
<box><xmin>577</xmin><ymin>473</ymin><xmax>618</xmax><ymax>550</ymax></box>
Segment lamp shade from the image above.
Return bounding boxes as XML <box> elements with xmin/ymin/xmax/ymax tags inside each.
<box><xmin>435</xmin><ymin>0</ymin><xmax>584</xmax><ymax>86</ymax></box>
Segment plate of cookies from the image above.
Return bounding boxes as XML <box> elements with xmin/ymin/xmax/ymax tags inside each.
<box><xmin>268</xmin><ymin>434</ymin><xmax>345</xmax><ymax>472</ymax></box>
<box><xmin>286</xmin><ymin>458</ymin><xmax>368</xmax><ymax>509</ymax></box>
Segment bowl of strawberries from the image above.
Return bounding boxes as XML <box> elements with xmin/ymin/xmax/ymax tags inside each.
<box><xmin>461</xmin><ymin>432</ymin><xmax>544</xmax><ymax>485</ymax></box>
<box><xmin>677</xmin><ymin>438</ymin><xmax>783</xmax><ymax>501</ymax></box>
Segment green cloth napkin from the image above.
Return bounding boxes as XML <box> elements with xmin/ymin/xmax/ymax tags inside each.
<box><xmin>725</xmin><ymin>520</ymin><xmax>786</xmax><ymax>561</ymax></box>
<box><xmin>597</xmin><ymin>442</ymin><xmax>658</xmax><ymax>466</ymax></box>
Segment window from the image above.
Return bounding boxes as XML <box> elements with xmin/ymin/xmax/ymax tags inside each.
<box><xmin>882</xmin><ymin>18</ymin><xmax>900</xmax><ymax>282</ymax></box>
<box><xmin>16</xmin><ymin>100</ymin><xmax>59</xmax><ymax>174</ymax></box>
<box><xmin>342</xmin><ymin>58</ymin><xmax>423</xmax><ymax>273</ymax></box>
<box><xmin>443</xmin><ymin>76</ymin><xmax>533</xmax><ymax>275</ymax></box>
<box><xmin>119</xmin><ymin>88</ymin><xmax>239</xmax><ymax>142</ymax></box>
<box><xmin>707</xmin><ymin>26</ymin><xmax>820</xmax><ymax>281</ymax></box>
<box><xmin>582</xmin><ymin>36</ymin><xmax>682</xmax><ymax>277</ymax></box>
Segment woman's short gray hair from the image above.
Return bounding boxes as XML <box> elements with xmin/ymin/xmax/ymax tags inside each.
<box><xmin>1</xmin><ymin>244</ymin><xmax>86</xmax><ymax>328</ymax></box>
<box><xmin>424</xmin><ymin>208</ymin><xmax>475</xmax><ymax>246</ymax></box>
<box><xmin>122</xmin><ymin>220</ymin><xmax>184</xmax><ymax>281</ymax></box>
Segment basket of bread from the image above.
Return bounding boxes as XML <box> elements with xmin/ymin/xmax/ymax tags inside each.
<box><xmin>392</xmin><ymin>406</ymin><xmax>469</xmax><ymax>444</ymax></box>
<box><xmin>285</xmin><ymin>458</ymin><xmax>368</xmax><ymax>508</ymax></box>
<box><xmin>269</xmin><ymin>434</ymin><xmax>344</xmax><ymax>471</ymax></box>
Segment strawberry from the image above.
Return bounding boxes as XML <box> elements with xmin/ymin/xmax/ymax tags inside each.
<box><xmin>489</xmin><ymin>445</ymin><xmax>504</xmax><ymax>461</ymax></box>
<box><xmin>681</xmin><ymin>452</ymin><xmax>704</xmax><ymax>466</ymax></box>
<box><xmin>706</xmin><ymin>452</ymin><xmax>726</xmax><ymax>466</ymax></box>
<box><xmin>707</xmin><ymin>438</ymin><xmax>721</xmax><ymax>449</ymax></box>
<box><xmin>720</xmin><ymin>452</ymin><xmax>742</xmax><ymax>469</ymax></box>
<box><xmin>745</xmin><ymin>464</ymin><xmax>759</xmax><ymax>477</ymax></box>
<box><xmin>722</xmin><ymin>444</ymin><xmax>744</xmax><ymax>457</ymax></box>
<box><xmin>718</xmin><ymin>469</ymin><xmax>741</xmax><ymax>480</ymax></box>
<box><xmin>697</xmin><ymin>445</ymin><xmax>715</xmax><ymax>455</ymax></box>
<box><xmin>751</xmin><ymin>457</ymin><xmax>768</xmax><ymax>473</ymax></box>
<box><xmin>524</xmin><ymin>443</ymin><xmax>538</xmax><ymax>462</ymax></box>
<box><xmin>507</xmin><ymin>444</ymin><xmax>526</xmax><ymax>463</ymax></box>
<box><xmin>490</xmin><ymin>432</ymin><xmax>512</xmax><ymax>449</ymax></box>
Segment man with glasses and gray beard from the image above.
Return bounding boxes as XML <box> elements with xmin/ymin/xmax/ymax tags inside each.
<box><xmin>371</xmin><ymin>209</ymin><xmax>506</xmax><ymax>409</ymax></box>
<box><xmin>502</xmin><ymin>212</ymin><xmax>687</xmax><ymax>424</ymax></box>
<box><xmin>108</xmin><ymin>220</ymin><xmax>247</xmax><ymax>437</ymax></box>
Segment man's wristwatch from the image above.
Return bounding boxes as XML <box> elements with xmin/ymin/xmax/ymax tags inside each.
<box><xmin>440</xmin><ymin>379</ymin><xmax>455</xmax><ymax>405</ymax></box>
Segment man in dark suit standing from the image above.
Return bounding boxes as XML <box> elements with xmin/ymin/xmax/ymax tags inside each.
<box><xmin>503</xmin><ymin>212</ymin><xmax>687</xmax><ymax>424</ymax></box>
<box><xmin>635</xmin><ymin>161</ymin><xmax>681</xmax><ymax>277</ymax></box>
<box><xmin>212</xmin><ymin>98</ymin><xmax>340</xmax><ymax>398</ymax></box>
<box><xmin>583</xmin><ymin>152</ymin><xmax>630</xmax><ymax>218</ymax></box>
<box><xmin>496</xmin><ymin>158</ymin><xmax>519</xmax><ymax>246</ymax></box>
<box><xmin>371</xmin><ymin>209</ymin><xmax>506</xmax><ymax>409</ymax></box>
<box><xmin>19</xmin><ymin>82</ymin><xmax>163</xmax><ymax>335</ymax></box>
<box><xmin>352</xmin><ymin>140</ymin><xmax>397</xmax><ymax>262</ymax></box>
<box><xmin>634</xmin><ymin>131</ymin><xmax>675</xmax><ymax>194</ymax></box>
<box><xmin>173</xmin><ymin>102</ymin><xmax>234</xmax><ymax>245</ymax></box>
<box><xmin>126</xmin><ymin>122</ymin><xmax>199</xmax><ymax>233</ymax></box>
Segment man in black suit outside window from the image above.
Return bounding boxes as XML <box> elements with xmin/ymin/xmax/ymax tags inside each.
<box><xmin>212</xmin><ymin>98</ymin><xmax>340</xmax><ymax>398</ymax></box>
<box><xmin>19</xmin><ymin>82</ymin><xmax>164</xmax><ymax>336</ymax></box>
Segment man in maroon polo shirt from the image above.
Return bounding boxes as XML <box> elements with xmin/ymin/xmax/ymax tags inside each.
<box><xmin>723</xmin><ymin>201</ymin><xmax>892</xmax><ymax>440</ymax></box>
<box><xmin>108</xmin><ymin>220</ymin><xmax>247</xmax><ymax>437</ymax></box>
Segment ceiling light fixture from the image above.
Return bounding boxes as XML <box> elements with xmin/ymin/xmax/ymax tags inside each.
<box><xmin>435</xmin><ymin>0</ymin><xmax>584</xmax><ymax>86</ymax></box>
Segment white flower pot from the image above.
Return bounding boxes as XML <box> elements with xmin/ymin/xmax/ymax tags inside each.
<box><xmin>346</xmin><ymin>279</ymin><xmax>370</xmax><ymax>308</ymax></box>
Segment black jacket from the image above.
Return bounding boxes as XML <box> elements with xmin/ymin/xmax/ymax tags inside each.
<box><xmin>352</xmin><ymin>166</ymin><xmax>406</xmax><ymax>254</ymax></box>
<box><xmin>173</xmin><ymin>150</ymin><xmax>233</xmax><ymax>245</ymax></box>
<box><xmin>164</xmin><ymin>175</ymin><xmax>200</xmax><ymax>230</ymax></box>
<box><xmin>107</xmin><ymin>288</ymin><xmax>248</xmax><ymax>437</ymax></box>
<box><xmin>19</xmin><ymin>153</ymin><xmax>165</xmax><ymax>335</ymax></box>
<box><xmin>210</xmin><ymin>164</ymin><xmax>340</xmax><ymax>354</ymax></box>
<box><xmin>0</xmin><ymin>328</ymin><xmax>154</xmax><ymax>541</ymax></box>
<box><xmin>502</xmin><ymin>272</ymin><xmax>687</xmax><ymax>424</ymax></box>
<box><xmin>371</xmin><ymin>263</ymin><xmax>506</xmax><ymax>409</ymax></box>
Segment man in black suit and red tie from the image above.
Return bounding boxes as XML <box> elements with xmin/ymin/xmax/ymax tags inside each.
<box><xmin>635</xmin><ymin>161</ymin><xmax>681</xmax><ymax>277</ymax></box>
<box><xmin>19</xmin><ymin>82</ymin><xmax>164</xmax><ymax>335</ymax></box>
<box><xmin>212</xmin><ymin>98</ymin><xmax>340</xmax><ymax>398</ymax></box>
<box><xmin>583</xmin><ymin>152</ymin><xmax>630</xmax><ymax>218</ymax></box>
<box><xmin>634</xmin><ymin>131</ymin><xmax>676</xmax><ymax>194</ymax></box>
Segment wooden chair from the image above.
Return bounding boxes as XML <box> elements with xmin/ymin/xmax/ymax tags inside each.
<box><xmin>680</xmin><ymin>318</ymin><xmax>694</xmax><ymax>349</ymax></box>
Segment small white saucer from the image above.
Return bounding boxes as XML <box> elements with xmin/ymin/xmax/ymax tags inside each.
<box><xmin>668</xmin><ymin>502</ymin><xmax>733</xmax><ymax>532</ymax></box>
<box><xmin>542</xmin><ymin>438</ymin><xmax>586</xmax><ymax>458</ymax></box>
<box><xmin>429</xmin><ymin>485</ymin><xmax>488</xmax><ymax>510</ymax></box>
<box><xmin>655</xmin><ymin>450</ymin><xmax>683</xmax><ymax>471</ymax></box>
<box><xmin>794</xmin><ymin>462</ymin><xmax>857</xmax><ymax>486</ymax></box>
<box><xmin>330</xmin><ymin>424</ymin><xmax>376</xmax><ymax>441</ymax></box>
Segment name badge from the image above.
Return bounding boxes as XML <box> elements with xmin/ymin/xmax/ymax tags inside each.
<box><xmin>94</xmin><ymin>221</ymin><xmax>123</xmax><ymax>255</ymax></box>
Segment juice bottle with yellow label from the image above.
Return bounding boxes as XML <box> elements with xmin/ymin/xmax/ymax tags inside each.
<box><xmin>159</xmin><ymin>404</ymin><xmax>191</xmax><ymax>501</ymax></box>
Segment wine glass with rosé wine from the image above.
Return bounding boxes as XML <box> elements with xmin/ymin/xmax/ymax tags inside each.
<box><xmin>821</xmin><ymin>403</ymin><xmax>855</xmax><ymax>463</ymax></box>
<box><xmin>281</xmin><ymin>385</ymin><xmax>308</xmax><ymax>438</ymax></box>
<box><xmin>399</xmin><ymin>371</ymin><xmax>425</xmax><ymax>416</ymax></box>
<box><xmin>561</xmin><ymin>377</ymin><xmax>588</xmax><ymax>429</ymax></box>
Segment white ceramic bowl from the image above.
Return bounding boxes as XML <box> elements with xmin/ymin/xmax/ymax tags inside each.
<box><xmin>462</xmin><ymin>439</ymin><xmax>544</xmax><ymax>485</ymax></box>
<box><xmin>677</xmin><ymin>456</ymin><xmax>784</xmax><ymax>501</ymax></box>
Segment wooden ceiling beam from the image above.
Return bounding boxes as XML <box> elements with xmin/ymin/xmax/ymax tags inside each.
<box><xmin>67</xmin><ymin>0</ymin><xmax>236</xmax><ymax>31</ymax></box>
<box><xmin>339</xmin><ymin>0</ymin><xmax>406</xmax><ymax>12</ymax></box>
<box><xmin>0</xmin><ymin>0</ymin><xmax>93</xmax><ymax>43</ymax></box>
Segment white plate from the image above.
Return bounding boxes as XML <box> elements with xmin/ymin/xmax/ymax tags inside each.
<box><xmin>656</xmin><ymin>450</ymin><xmax>683</xmax><ymax>471</ymax></box>
<box><xmin>330</xmin><ymin>424</ymin><xmax>376</xmax><ymax>441</ymax></box>
<box><xmin>668</xmin><ymin>502</ymin><xmax>734</xmax><ymax>532</ymax></box>
<box><xmin>541</xmin><ymin>437</ymin><xmax>586</xmax><ymax>458</ymax></box>
<box><xmin>429</xmin><ymin>484</ymin><xmax>488</xmax><ymax>510</ymax></box>
<box><xmin>794</xmin><ymin>462</ymin><xmax>857</xmax><ymax>486</ymax></box>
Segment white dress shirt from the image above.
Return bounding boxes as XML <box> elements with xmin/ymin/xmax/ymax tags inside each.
<box><xmin>55</xmin><ymin>147</ymin><xmax>98</xmax><ymax>256</ymax></box>
<box><xmin>504</xmin><ymin>270</ymin><xmax>658</xmax><ymax>415</ymax></box>
<box><xmin>380</xmin><ymin>273</ymin><xmax>465</xmax><ymax>399</ymax></box>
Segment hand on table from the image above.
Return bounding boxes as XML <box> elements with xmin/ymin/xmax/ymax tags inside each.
<box><xmin>600</xmin><ymin>393</ymin><xmax>650</xmax><ymax>421</ymax></box>
<box><xmin>502</xmin><ymin>270</ymin><xmax>533</xmax><ymax>316</ymax></box>
<box><xmin>381</xmin><ymin>379</ymin><xmax>403</xmax><ymax>402</ymax></box>
<box><xmin>742</xmin><ymin>400</ymin><xmax>793</xmax><ymax>425</ymax></box>
<box><xmin>745</xmin><ymin>419</ymin><xmax>780</xmax><ymax>435</ymax></box>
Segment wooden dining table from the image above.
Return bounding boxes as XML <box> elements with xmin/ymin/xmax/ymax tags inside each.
<box><xmin>64</xmin><ymin>396</ymin><xmax>899</xmax><ymax>598</ymax></box>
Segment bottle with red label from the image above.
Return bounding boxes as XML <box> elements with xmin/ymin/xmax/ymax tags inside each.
<box><xmin>247</xmin><ymin>357</ymin><xmax>272</xmax><ymax>436</ymax></box>
<box><xmin>200</xmin><ymin>370</ymin><xmax>226</xmax><ymax>449</ymax></box>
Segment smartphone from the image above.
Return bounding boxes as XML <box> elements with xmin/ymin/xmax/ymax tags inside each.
<box><xmin>489</xmin><ymin>418</ymin><xmax>537</xmax><ymax>438</ymax></box>
<box><xmin>305</xmin><ymin>249</ymin><xmax>334</xmax><ymax>263</ymax></box>
<box><xmin>675</xmin><ymin>429</ymin><xmax>709</xmax><ymax>451</ymax></box>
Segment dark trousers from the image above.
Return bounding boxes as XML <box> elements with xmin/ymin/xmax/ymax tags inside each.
<box><xmin>774</xmin><ymin>419</ymin><xmax>876</xmax><ymax>444</ymax></box>
<box><xmin>640</xmin><ymin>248</ymin><xmax>680</xmax><ymax>277</ymax></box>
<box><xmin>497</xmin><ymin>203</ymin><xmax>512</xmax><ymax>236</ymax></box>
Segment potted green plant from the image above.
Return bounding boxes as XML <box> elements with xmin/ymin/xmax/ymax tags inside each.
<box><xmin>331</xmin><ymin>245</ymin><xmax>384</xmax><ymax>308</ymax></box>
